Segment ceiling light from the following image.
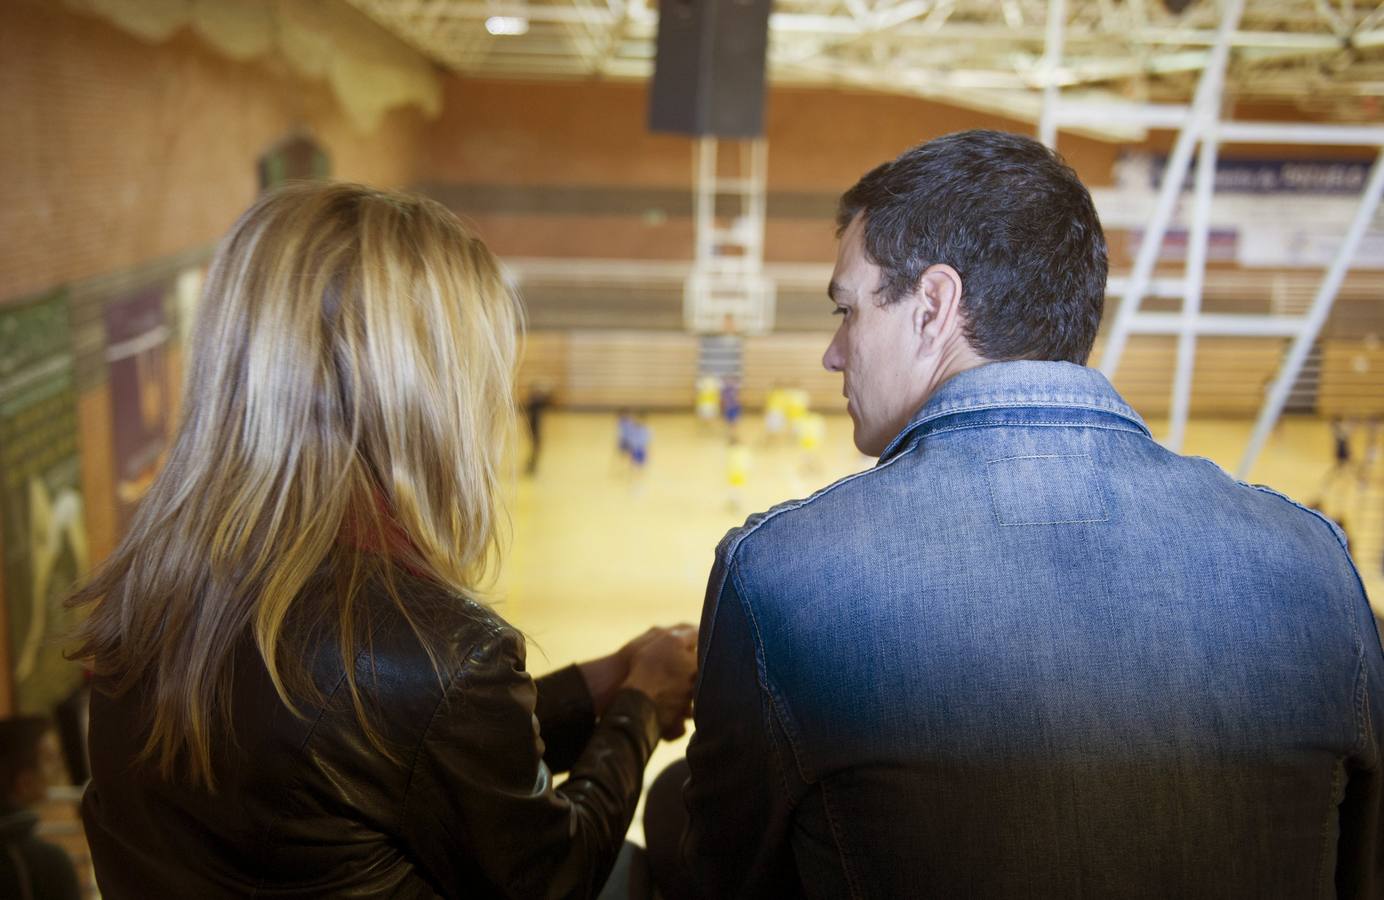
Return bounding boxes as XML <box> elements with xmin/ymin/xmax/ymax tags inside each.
<box><xmin>485</xmin><ymin>16</ymin><xmax>530</xmax><ymax>35</ymax></box>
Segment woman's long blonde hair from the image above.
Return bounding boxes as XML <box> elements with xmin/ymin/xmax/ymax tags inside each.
<box><xmin>68</xmin><ymin>182</ymin><xmax>519</xmax><ymax>789</ymax></box>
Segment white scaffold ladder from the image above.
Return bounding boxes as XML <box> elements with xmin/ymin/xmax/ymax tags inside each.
<box><xmin>1039</xmin><ymin>0</ymin><xmax>1384</xmax><ymax>478</ymax></box>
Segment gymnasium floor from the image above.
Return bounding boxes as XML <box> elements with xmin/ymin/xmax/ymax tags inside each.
<box><xmin>495</xmin><ymin>409</ymin><xmax>1383</xmax><ymax>841</ymax></box>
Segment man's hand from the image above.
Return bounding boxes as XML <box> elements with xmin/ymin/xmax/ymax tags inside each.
<box><xmin>620</xmin><ymin>624</ymin><xmax>698</xmax><ymax>740</ymax></box>
<box><xmin>577</xmin><ymin>625</ymin><xmax>699</xmax><ymax>730</ymax></box>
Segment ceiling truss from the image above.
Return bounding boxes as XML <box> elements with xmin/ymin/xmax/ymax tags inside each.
<box><xmin>347</xmin><ymin>0</ymin><xmax>1384</xmax><ymax>139</ymax></box>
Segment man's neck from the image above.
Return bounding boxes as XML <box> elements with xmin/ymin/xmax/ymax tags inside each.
<box><xmin>917</xmin><ymin>343</ymin><xmax>989</xmax><ymax>413</ymax></box>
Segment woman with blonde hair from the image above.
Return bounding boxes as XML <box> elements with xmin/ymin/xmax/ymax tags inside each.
<box><xmin>70</xmin><ymin>182</ymin><xmax>697</xmax><ymax>898</ymax></box>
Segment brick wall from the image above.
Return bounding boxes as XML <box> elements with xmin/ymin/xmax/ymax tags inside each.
<box><xmin>423</xmin><ymin>76</ymin><xmax>1120</xmax><ymax>189</ymax></box>
<box><xmin>420</xmin><ymin>76</ymin><xmax>1122</xmax><ymax>263</ymax></box>
<box><xmin>0</xmin><ymin>0</ymin><xmax>428</xmax><ymax>305</ymax></box>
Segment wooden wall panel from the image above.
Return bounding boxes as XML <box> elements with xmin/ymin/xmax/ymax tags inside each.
<box><xmin>564</xmin><ymin>332</ymin><xmax>699</xmax><ymax>409</ymax></box>
<box><xmin>742</xmin><ymin>334</ymin><xmax>846</xmax><ymax>413</ymax></box>
<box><xmin>1100</xmin><ymin>336</ymin><xmax>1288</xmax><ymax>418</ymax></box>
<box><xmin>1320</xmin><ymin>340</ymin><xmax>1384</xmax><ymax>417</ymax></box>
<box><xmin>521</xmin><ymin>330</ymin><xmax>1299</xmax><ymax>418</ymax></box>
<box><xmin>518</xmin><ymin>332</ymin><xmax>570</xmax><ymax>402</ymax></box>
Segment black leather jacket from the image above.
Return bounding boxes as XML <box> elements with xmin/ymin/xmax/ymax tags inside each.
<box><xmin>82</xmin><ymin>575</ymin><xmax>660</xmax><ymax>898</ymax></box>
<box><xmin>0</xmin><ymin>806</ymin><xmax>81</xmax><ymax>900</ymax></box>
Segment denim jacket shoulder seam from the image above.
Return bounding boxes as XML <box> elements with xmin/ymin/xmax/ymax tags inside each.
<box><xmin>729</xmin><ymin>560</ymin><xmax>814</xmax><ymax>792</ymax></box>
<box><xmin>1354</xmin><ymin>639</ymin><xmax>1373</xmax><ymax>767</ymax></box>
<box><xmin>763</xmin><ymin>698</ymin><xmax>796</xmax><ymax>808</ymax></box>
<box><xmin>1244</xmin><ymin>482</ymin><xmax>1374</xmax><ymax>760</ymax></box>
<box><xmin>816</xmin><ymin>778</ymin><xmax>865</xmax><ymax>899</ymax></box>
<box><xmin>1313</xmin><ymin>759</ymin><xmax>1346</xmax><ymax>896</ymax></box>
<box><xmin>711</xmin><ymin>441</ymin><xmax>914</xmax><ymax>786</ymax></box>
<box><xmin>1243</xmin><ymin>483</ymin><xmax>1351</xmax><ymax>554</ymax></box>
<box><xmin>722</xmin><ymin>442</ymin><xmax>923</xmax><ymax>563</ymax></box>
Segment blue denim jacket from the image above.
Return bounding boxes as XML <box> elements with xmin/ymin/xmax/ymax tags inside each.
<box><xmin>684</xmin><ymin>360</ymin><xmax>1383</xmax><ymax>899</ymax></box>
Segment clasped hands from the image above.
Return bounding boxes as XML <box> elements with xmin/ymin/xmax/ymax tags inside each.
<box><xmin>578</xmin><ymin>624</ymin><xmax>698</xmax><ymax>741</ymax></box>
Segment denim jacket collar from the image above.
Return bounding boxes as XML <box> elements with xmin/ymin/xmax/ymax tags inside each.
<box><xmin>877</xmin><ymin>360</ymin><xmax>1150</xmax><ymax>463</ymax></box>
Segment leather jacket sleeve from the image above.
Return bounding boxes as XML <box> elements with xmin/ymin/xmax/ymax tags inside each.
<box><xmin>399</xmin><ymin>623</ymin><xmax>660</xmax><ymax>899</ymax></box>
<box><xmin>534</xmin><ymin>664</ymin><xmax>597</xmax><ymax>774</ymax></box>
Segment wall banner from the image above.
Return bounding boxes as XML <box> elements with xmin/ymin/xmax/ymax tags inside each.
<box><xmin>1101</xmin><ymin>153</ymin><xmax>1384</xmax><ymax>269</ymax></box>
<box><xmin>1150</xmin><ymin>156</ymin><xmax>1375</xmax><ymax>196</ymax></box>
<box><xmin>105</xmin><ymin>286</ymin><xmax>171</xmax><ymax>530</ymax></box>
<box><xmin>0</xmin><ymin>290</ymin><xmax>88</xmax><ymax>714</ymax></box>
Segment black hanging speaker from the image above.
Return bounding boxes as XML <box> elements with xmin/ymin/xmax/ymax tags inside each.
<box><xmin>648</xmin><ymin>0</ymin><xmax>773</xmax><ymax>138</ymax></box>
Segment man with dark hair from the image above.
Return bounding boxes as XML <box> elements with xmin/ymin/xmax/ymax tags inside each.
<box><xmin>0</xmin><ymin>716</ymin><xmax>80</xmax><ymax>900</ymax></box>
<box><xmin>682</xmin><ymin>130</ymin><xmax>1382</xmax><ymax>897</ymax></box>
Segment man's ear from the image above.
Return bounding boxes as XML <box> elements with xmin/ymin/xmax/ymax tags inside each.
<box><xmin>914</xmin><ymin>264</ymin><xmax>963</xmax><ymax>352</ymax></box>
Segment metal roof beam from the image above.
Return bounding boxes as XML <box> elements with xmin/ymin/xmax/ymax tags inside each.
<box><xmin>371</xmin><ymin>3</ymin><xmax>1347</xmax><ymax>52</ymax></box>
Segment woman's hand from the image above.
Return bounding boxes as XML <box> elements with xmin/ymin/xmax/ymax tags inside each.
<box><xmin>578</xmin><ymin>625</ymin><xmax>699</xmax><ymax>722</ymax></box>
<box><xmin>620</xmin><ymin>624</ymin><xmax>698</xmax><ymax>741</ymax></box>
